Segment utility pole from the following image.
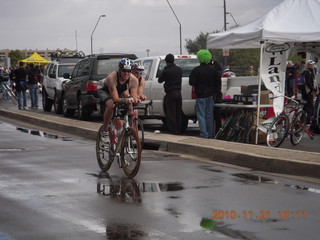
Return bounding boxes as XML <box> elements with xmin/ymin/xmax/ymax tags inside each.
<box><xmin>224</xmin><ymin>0</ymin><xmax>227</xmax><ymax>31</ymax></box>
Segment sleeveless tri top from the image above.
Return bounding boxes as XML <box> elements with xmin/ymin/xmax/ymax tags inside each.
<box><xmin>104</xmin><ymin>71</ymin><xmax>130</xmax><ymax>95</ymax></box>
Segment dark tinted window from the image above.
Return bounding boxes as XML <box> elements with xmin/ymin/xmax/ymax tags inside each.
<box><xmin>58</xmin><ymin>65</ymin><xmax>75</xmax><ymax>77</ymax></box>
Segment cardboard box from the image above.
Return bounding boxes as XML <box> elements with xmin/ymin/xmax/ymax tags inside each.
<box><xmin>260</xmin><ymin>90</ymin><xmax>273</xmax><ymax>104</ymax></box>
<box><xmin>249</xmin><ymin>128</ymin><xmax>267</xmax><ymax>144</ymax></box>
<box><xmin>241</xmin><ymin>85</ymin><xmax>248</xmax><ymax>94</ymax></box>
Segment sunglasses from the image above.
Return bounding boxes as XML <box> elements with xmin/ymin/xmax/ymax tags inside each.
<box><xmin>122</xmin><ymin>69</ymin><xmax>131</xmax><ymax>73</ymax></box>
<box><xmin>134</xmin><ymin>71</ymin><xmax>143</xmax><ymax>75</ymax></box>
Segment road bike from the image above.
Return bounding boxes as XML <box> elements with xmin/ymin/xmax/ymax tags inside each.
<box><xmin>96</xmin><ymin>102</ymin><xmax>142</xmax><ymax>178</ymax></box>
<box><xmin>266</xmin><ymin>95</ymin><xmax>314</xmax><ymax>147</ymax></box>
<box><xmin>0</xmin><ymin>83</ymin><xmax>17</xmax><ymax>105</ymax></box>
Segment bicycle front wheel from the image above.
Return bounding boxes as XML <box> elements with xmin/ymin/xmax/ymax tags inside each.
<box><xmin>120</xmin><ymin>128</ymin><xmax>142</xmax><ymax>178</ymax></box>
<box><xmin>96</xmin><ymin>125</ymin><xmax>113</xmax><ymax>171</ymax></box>
<box><xmin>266</xmin><ymin>114</ymin><xmax>289</xmax><ymax>147</ymax></box>
<box><xmin>131</xmin><ymin>117</ymin><xmax>144</xmax><ymax>149</ymax></box>
<box><xmin>290</xmin><ymin>110</ymin><xmax>307</xmax><ymax>145</ymax></box>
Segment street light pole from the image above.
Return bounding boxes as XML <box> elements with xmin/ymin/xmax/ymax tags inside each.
<box><xmin>166</xmin><ymin>0</ymin><xmax>182</xmax><ymax>55</ymax></box>
<box><xmin>91</xmin><ymin>14</ymin><xmax>106</xmax><ymax>55</ymax></box>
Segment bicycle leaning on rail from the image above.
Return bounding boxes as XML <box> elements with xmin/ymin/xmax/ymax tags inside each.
<box><xmin>265</xmin><ymin>95</ymin><xmax>314</xmax><ymax>147</ymax></box>
<box><xmin>96</xmin><ymin>102</ymin><xmax>142</xmax><ymax>178</ymax></box>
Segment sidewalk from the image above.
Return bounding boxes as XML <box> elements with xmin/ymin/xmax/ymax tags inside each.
<box><xmin>1</xmin><ymin>108</ymin><xmax>320</xmax><ymax>179</ymax></box>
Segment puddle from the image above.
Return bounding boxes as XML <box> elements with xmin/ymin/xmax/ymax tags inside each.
<box><xmin>198</xmin><ymin>165</ymin><xmax>223</xmax><ymax>173</ymax></box>
<box><xmin>16</xmin><ymin>127</ymin><xmax>74</xmax><ymax>141</ymax></box>
<box><xmin>232</xmin><ymin>173</ymin><xmax>276</xmax><ymax>183</ymax></box>
<box><xmin>232</xmin><ymin>173</ymin><xmax>320</xmax><ymax>195</ymax></box>
<box><xmin>0</xmin><ymin>148</ymin><xmax>24</xmax><ymax>152</ymax></box>
<box><xmin>106</xmin><ymin>223</ymin><xmax>148</xmax><ymax>239</ymax></box>
<box><xmin>284</xmin><ymin>184</ymin><xmax>320</xmax><ymax>194</ymax></box>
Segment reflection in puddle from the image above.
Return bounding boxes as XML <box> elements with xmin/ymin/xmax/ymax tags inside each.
<box><xmin>97</xmin><ymin>172</ymin><xmax>142</xmax><ymax>204</ymax></box>
<box><xmin>232</xmin><ymin>173</ymin><xmax>320</xmax><ymax>195</ymax></box>
<box><xmin>16</xmin><ymin>127</ymin><xmax>74</xmax><ymax>141</ymax></box>
<box><xmin>106</xmin><ymin>223</ymin><xmax>148</xmax><ymax>240</ymax></box>
<box><xmin>198</xmin><ymin>165</ymin><xmax>223</xmax><ymax>173</ymax></box>
<box><xmin>232</xmin><ymin>173</ymin><xmax>276</xmax><ymax>183</ymax></box>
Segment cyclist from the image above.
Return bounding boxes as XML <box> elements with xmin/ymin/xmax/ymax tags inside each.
<box><xmin>131</xmin><ymin>62</ymin><xmax>147</xmax><ymax>101</ymax></box>
<box><xmin>98</xmin><ymin>58</ymin><xmax>139</xmax><ymax>133</ymax></box>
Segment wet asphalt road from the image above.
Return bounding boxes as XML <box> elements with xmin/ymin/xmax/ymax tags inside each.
<box><xmin>1</xmin><ymin>118</ymin><xmax>320</xmax><ymax>240</ymax></box>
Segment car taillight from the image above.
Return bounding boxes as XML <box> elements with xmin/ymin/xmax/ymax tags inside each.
<box><xmin>192</xmin><ymin>87</ymin><xmax>197</xmax><ymax>99</ymax></box>
<box><xmin>86</xmin><ymin>81</ymin><xmax>98</xmax><ymax>91</ymax></box>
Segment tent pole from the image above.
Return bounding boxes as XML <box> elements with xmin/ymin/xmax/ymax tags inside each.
<box><xmin>255</xmin><ymin>41</ymin><xmax>264</xmax><ymax>144</ymax></box>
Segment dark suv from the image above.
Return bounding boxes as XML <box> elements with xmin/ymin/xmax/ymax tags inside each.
<box><xmin>61</xmin><ymin>53</ymin><xmax>137</xmax><ymax>120</ymax></box>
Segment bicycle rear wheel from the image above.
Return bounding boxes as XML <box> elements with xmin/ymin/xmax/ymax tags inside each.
<box><xmin>120</xmin><ymin>128</ymin><xmax>142</xmax><ymax>178</ymax></box>
<box><xmin>266</xmin><ymin>114</ymin><xmax>289</xmax><ymax>147</ymax></box>
<box><xmin>96</xmin><ymin>125</ymin><xmax>113</xmax><ymax>171</ymax></box>
<box><xmin>290</xmin><ymin>110</ymin><xmax>307</xmax><ymax>145</ymax></box>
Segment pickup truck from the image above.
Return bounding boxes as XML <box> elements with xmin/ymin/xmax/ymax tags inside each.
<box><xmin>136</xmin><ymin>55</ymin><xmax>200</xmax><ymax>132</ymax></box>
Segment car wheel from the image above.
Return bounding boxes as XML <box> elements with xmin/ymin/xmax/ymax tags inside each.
<box><xmin>78</xmin><ymin>97</ymin><xmax>90</xmax><ymax>120</ymax></box>
<box><xmin>62</xmin><ymin>94</ymin><xmax>75</xmax><ymax>117</ymax></box>
<box><xmin>54</xmin><ymin>93</ymin><xmax>63</xmax><ymax>114</ymax></box>
<box><xmin>42</xmin><ymin>90</ymin><xmax>53</xmax><ymax>112</ymax></box>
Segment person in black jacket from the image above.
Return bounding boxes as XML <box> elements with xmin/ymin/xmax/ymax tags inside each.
<box><xmin>27</xmin><ymin>63</ymin><xmax>39</xmax><ymax>109</ymax></box>
<box><xmin>302</xmin><ymin>60</ymin><xmax>318</xmax><ymax>122</ymax></box>
<box><xmin>189</xmin><ymin>50</ymin><xmax>221</xmax><ymax>138</ymax></box>
<box><xmin>158</xmin><ymin>54</ymin><xmax>182</xmax><ymax>134</ymax></box>
<box><xmin>14</xmin><ymin>62</ymin><xmax>28</xmax><ymax>110</ymax></box>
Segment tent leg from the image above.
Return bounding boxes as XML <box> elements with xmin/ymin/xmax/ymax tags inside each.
<box><xmin>255</xmin><ymin>42</ymin><xmax>264</xmax><ymax>145</ymax></box>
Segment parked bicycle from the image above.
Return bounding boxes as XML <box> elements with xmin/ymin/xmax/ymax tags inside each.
<box><xmin>96</xmin><ymin>102</ymin><xmax>142</xmax><ymax>178</ymax></box>
<box><xmin>266</xmin><ymin>95</ymin><xmax>314</xmax><ymax>147</ymax></box>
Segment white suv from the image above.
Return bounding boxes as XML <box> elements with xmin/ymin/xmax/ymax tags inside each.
<box><xmin>42</xmin><ymin>58</ymin><xmax>81</xmax><ymax>113</ymax></box>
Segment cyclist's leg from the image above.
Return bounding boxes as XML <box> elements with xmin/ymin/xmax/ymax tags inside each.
<box><xmin>103</xmin><ymin>98</ymin><xmax>115</xmax><ymax>131</ymax></box>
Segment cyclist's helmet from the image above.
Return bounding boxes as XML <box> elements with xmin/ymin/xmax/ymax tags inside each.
<box><xmin>132</xmin><ymin>62</ymin><xmax>144</xmax><ymax>71</ymax></box>
<box><xmin>119</xmin><ymin>58</ymin><xmax>134</xmax><ymax>71</ymax></box>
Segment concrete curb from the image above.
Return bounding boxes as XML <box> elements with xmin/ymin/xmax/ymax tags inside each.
<box><xmin>1</xmin><ymin>108</ymin><xmax>320</xmax><ymax>179</ymax></box>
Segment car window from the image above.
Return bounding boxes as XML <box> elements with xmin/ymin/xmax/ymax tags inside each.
<box><xmin>77</xmin><ymin>59</ymin><xmax>92</xmax><ymax>77</ymax></box>
<box><xmin>142</xmin><ymin>60</ymin><xmax>153</xmax><ymax>81</ymax></box>
<box><xmin>95</xmin><ymin>59</ymin><xmax>120</xmax><ymax>76</ymax></box>
<box><xmin>156</xmin><ymin>59</ymin><xmax>199</xmax><ymax>78</ymax></box>
<box><xmin>44</xmin><ymin>63</ymin><xmax>51</xmax><ymax>76</ymax></box>
<box><xmin>71</xmin><ymin>62</ymin><xmax>81</xmax><ymax>78</ymax></box>
<box><xmin>52</xmin><ymin>65</ymin><xmax>57</xmax><ymax>76</ymax></box>
<box><xmin>47</xmin><ymin>63</ymin><xmax>55</xmax><ymax>75</ymax></box>
<box><xmin>58</xmin><ymin>65</ymin><xmax>75</xmax><ymax>77</ymax></box>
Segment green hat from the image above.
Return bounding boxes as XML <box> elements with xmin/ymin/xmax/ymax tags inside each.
<box><xmin>197</xmin><ymin>50</ymin><xmax>212</xmax><ymax>64</ymax></box>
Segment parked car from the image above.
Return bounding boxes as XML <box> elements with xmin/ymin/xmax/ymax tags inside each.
<box><xmin>61</xmin><ymin>53</ymin><xmax>137</xmax><ymax>120</ymax></box>
<box><xmin>42</xmin><ymin>57</ymin><xmax>83</xmax><ymax>113</ymax></box>
<box><xmin>135</xmin><ymin>55</ymin><xmax>199</xmax><ymax>132</ymax></box>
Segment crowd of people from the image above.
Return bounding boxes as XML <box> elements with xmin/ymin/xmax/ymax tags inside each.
<box><xmin>0</xmin><ymin>62</ymin><xmax>44</xmax><ymax>110</ymax></box>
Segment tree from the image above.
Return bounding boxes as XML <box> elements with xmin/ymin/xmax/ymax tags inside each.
<box><xmin>185</xmin><ymin>32</ymin><xmax>208</xmax><ymax>55</ymax></box>
<box><xmin>8</xmin><ymin>50</ymin><xmax>25</xmax><ymax>67</ymax></box>
<box><xmin>185</xmin><ymin>31</ymin><xmax>260</xmax><ymax>76</ymax></box>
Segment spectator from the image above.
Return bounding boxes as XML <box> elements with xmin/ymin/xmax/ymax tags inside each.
<box><xmin>158</xmin><ymin>54</ymin><xmax>182</xmax><ymax>135</ymax></box>
<box><xmin>301</xmin><ymin>60</ymin><xmax>318</xmax><ymax>122</ymax></box>
<box><xmin>245</xmin><ymin>65</ymin><xmax>256</xmax><ymax>76</ymax></box>
<box><xmin>189</xmin><ymin>50</ymin><xmax>221</xmax><ymax>138</ymax></box>
<box><xmin>1</xmin><ymin>66</ymin><xmax>10</xmax><ymax>100</ymax></box>
<box><xmin>285</xmin><ymin>60</ymin><xmax>296</xmax><ymax>97</ymax></box>
<box><xmin>14</xmin><ymin>62</ymin><xmax>28</xmax><ymax>110</ymax></box>
<box><xmin>27</xmin><ymin>63</ymin><xmax>39</xmax><ymax>109</ymax></box>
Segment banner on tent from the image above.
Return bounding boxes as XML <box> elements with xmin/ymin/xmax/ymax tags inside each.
<box><xmin>261</xmin><ymin>42</ymin><xmax>289</xmax><ymax>114</ymax></box>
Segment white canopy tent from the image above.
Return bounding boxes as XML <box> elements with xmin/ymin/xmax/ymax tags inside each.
<box><xmin>207</xmin><ymin>0</ymin><xmax>320</xmax><ymax>49</ymax></box>
<box><xmin>207</xmin><ymin>0</ymin><xmax>320</xmax><ymax>143</ymax></box>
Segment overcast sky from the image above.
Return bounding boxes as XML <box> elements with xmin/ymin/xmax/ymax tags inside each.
<box><xmin>0</xmin><ymin>0</ymin><xmax>283</xmax><ymax>58</ymax></box>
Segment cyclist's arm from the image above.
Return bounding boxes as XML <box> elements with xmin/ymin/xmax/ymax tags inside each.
<box><xmin>138</xmin><ymin>76</ymin><xmax>147</xmax><ymax>101</ymax></box>
<box><xmin>106</xmin><ymin>75</ymin><xmax>121</xmax><ymax>103</ymax></box>
<box><xmin>128</xmin><ymin>74</ymin><xmax>139</xmax><ymax>103</ymax></box>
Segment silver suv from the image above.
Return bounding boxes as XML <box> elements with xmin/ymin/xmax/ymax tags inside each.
<box><xmin>42</xmin><ymin>58</ymin><xmax>82</xmax><ymax>113</ymax></box>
